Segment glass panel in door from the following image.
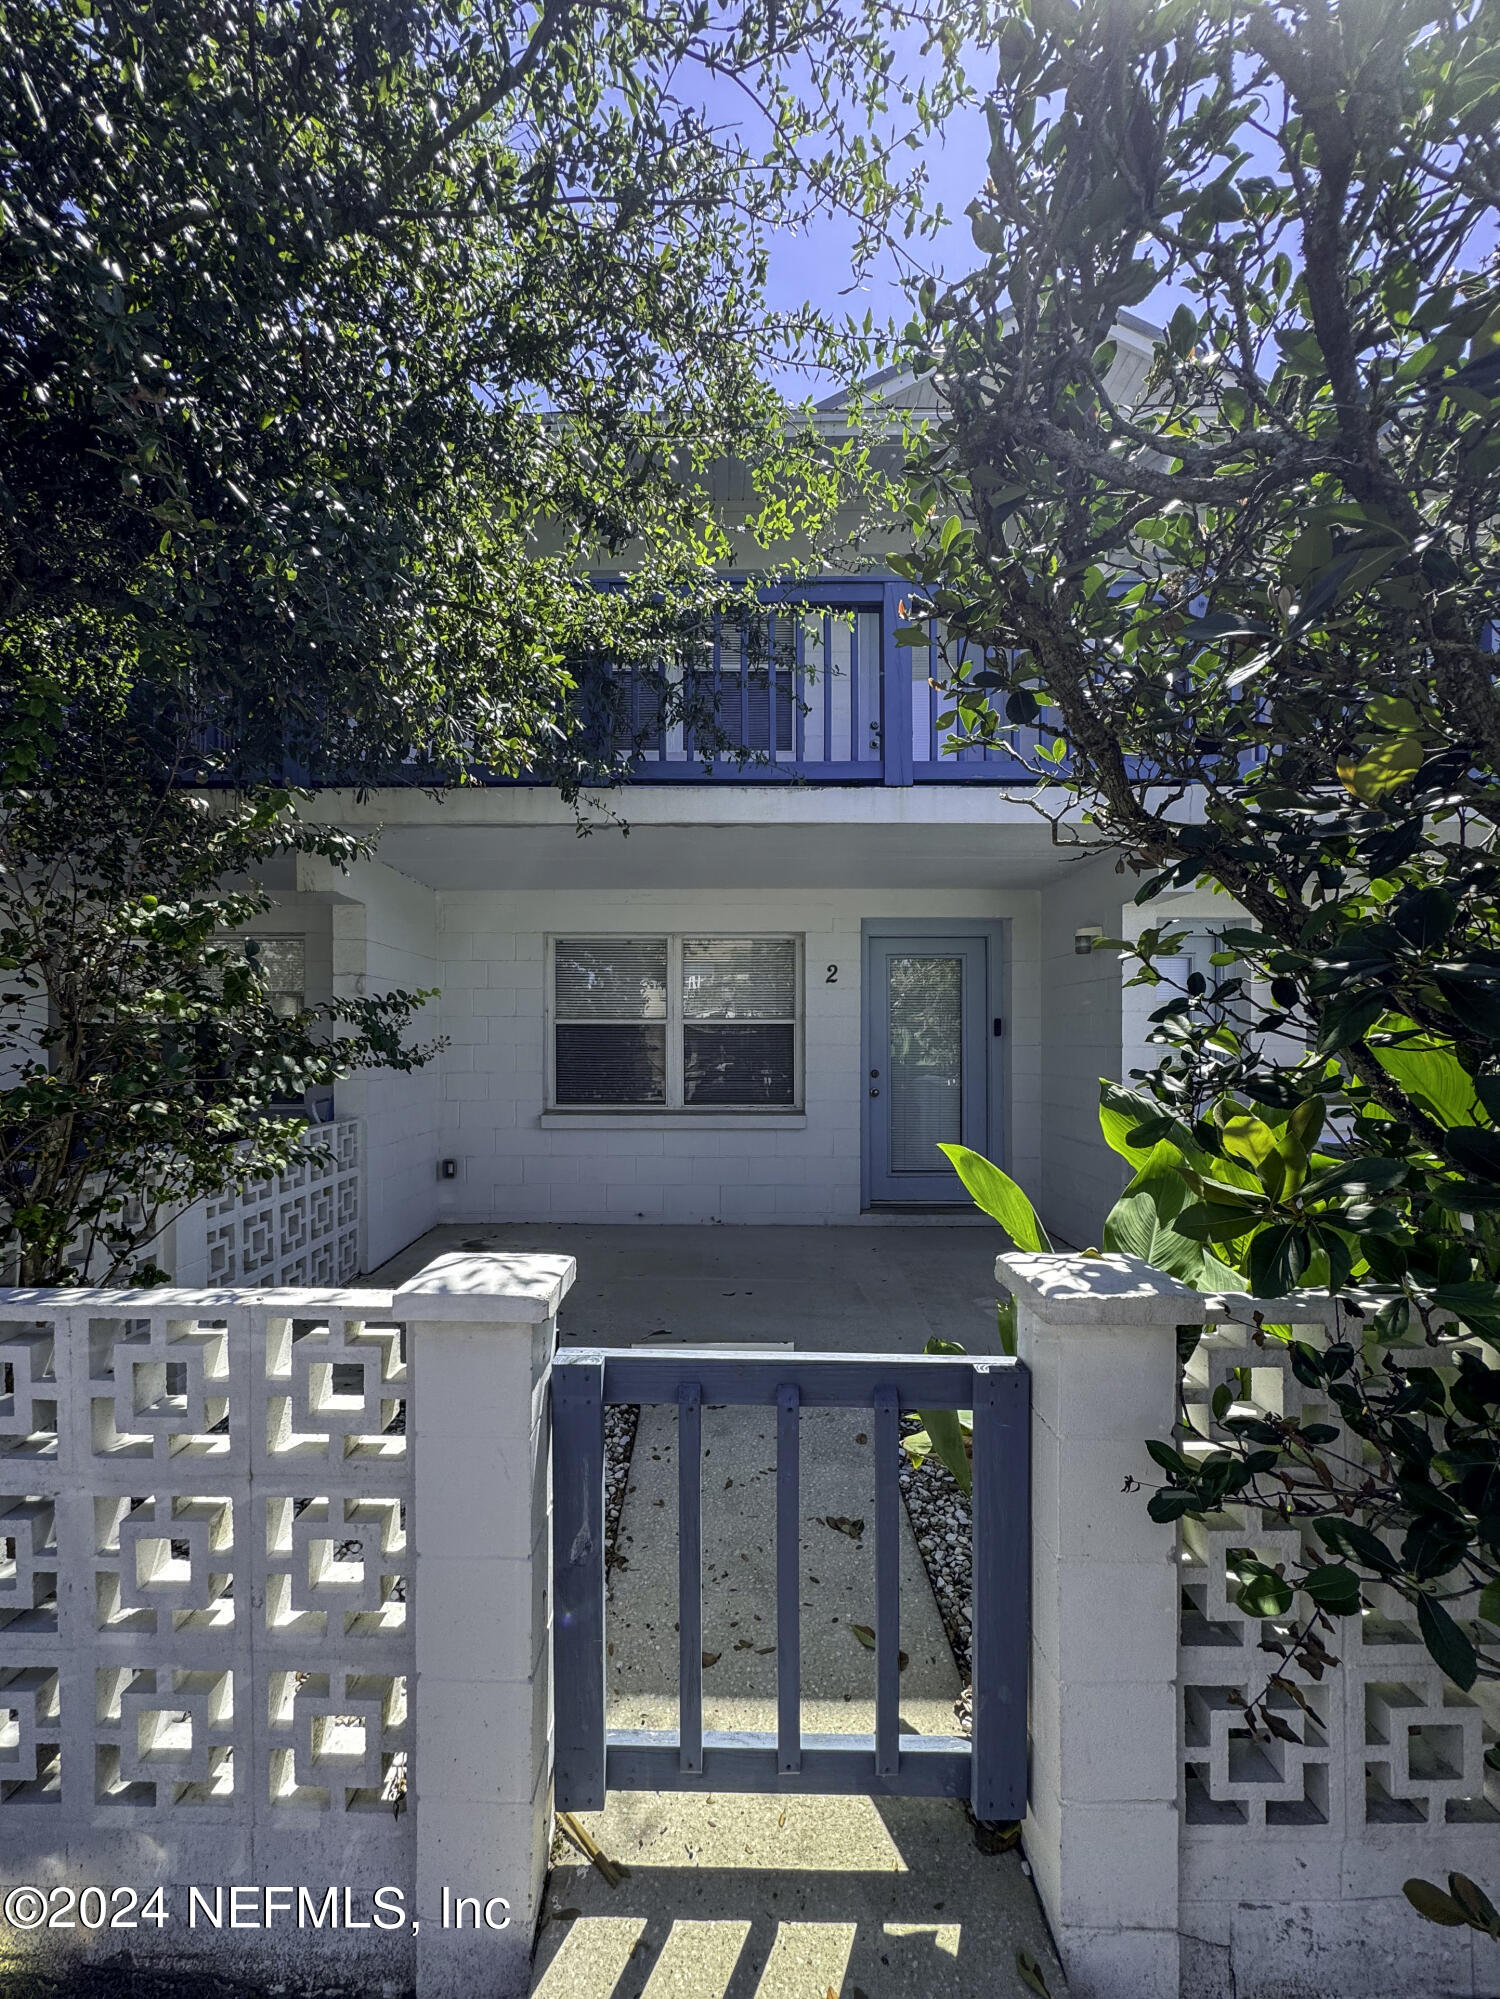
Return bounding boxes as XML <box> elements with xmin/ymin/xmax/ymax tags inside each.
<box><xmin>887</xmin><ymin>955</ymin><xmax>964</xmax><ymax>1169</ymax></box>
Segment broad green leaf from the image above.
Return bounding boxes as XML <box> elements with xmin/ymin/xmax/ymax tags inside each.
<box><xmin>996</xmin><ymin>1294</ymin><xmax>1018</xmax><ymax>1358</ymax></box>
<box><xmin>1235</xmin><ymin>1568</ymin><xmax>1295</xmax><ymax>1618</ymax></box>
<box><xmin>914</xmin><ymin>1405</ymin><xmax>973</xmax><ymax>1496</ymax></box>
<box><xmin>1416</xmin><ymin>1594</ymin><xmax>1478</xmax><ymax>1690</ymax></box>
<box><xmin>1218</xmin><ymin>1114</ymin><xmax>1275</xmax><ymax>1170</ymax></box>
<box><xmin>1103</xmin><ymin>1143</ymin><xmax>1243</xmax><ymax>1288</ymax></box>
<box><xmin>1247</xmin><ymin>1221</ymin><xmax>1308</xmax><ymax>1296</ymax></box>
<box><xmin>1315</xmin><ymin>991</ymin><xmax>1388</xmax><ymax>1056</ymax></box>
<box><xmin>1372</xmin><ymin>1037</ymin><xmax>1481</xmax><ymax>1128</ymax></box>
<box><xmin>938</xmin><ymin>1143</ymin><xmax>1051</xmax><ymax>1251</ymax></box>
<box><xmin>1300</xmin><ymin>1563</ymin><xmax>1363</xmax><ymax>1615</ymax></box>
<box><xmin>1336</xmin><ymin>737</ymin><xmax>1424</xmax><ymax>801</ymax></box>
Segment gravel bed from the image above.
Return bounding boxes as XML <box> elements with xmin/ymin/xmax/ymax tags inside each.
<box><xmin>604</xmin><ymin>1401</ymin><xmax>639</xmax><ymax>1563</ymax></box>
<box><xmin>897</xmin><ymin>1417</ymin><xmax>974</xmax><ymax>1724</ymax></box>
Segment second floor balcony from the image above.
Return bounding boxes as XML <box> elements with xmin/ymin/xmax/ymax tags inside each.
<box><xmin>531</xmin><ymin>578</ymin><xmax>1038</xmax><ymax>789</ymax></box>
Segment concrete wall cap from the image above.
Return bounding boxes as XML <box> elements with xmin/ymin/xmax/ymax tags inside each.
<box><xmin>396</xmin><ymin>1251</ymin><xmax>576</xmax><ymax>1323</ymax></box>
<box><xmin>1198</xmin><ymin>1289</ymin><xmax>1345</xmax><ymax>1328</ymax></box>
<box><xmin>0</xmin><ymin>1284</ymin><xmax>392</xmax><ymax>1315</ymax></box>
<box><xmin>996</xmin><ymin>1251</ymin><xmax>1206</xmax><ymax>1325</ymax></box>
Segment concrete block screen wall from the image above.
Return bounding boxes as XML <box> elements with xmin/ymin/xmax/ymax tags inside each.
<box><xmin>1003</xmin><ymin>1249</ymin><xmax>1500</xmax><ymax>1999</ymax></box>
<box><xmin>0</xmin><ymin>1251</ymin><xmax>569</xmax><ymax>1999</ymax></box>
<box><xmin>433</xmin><ymin>887</ymin><xmax>1042</xmax><ymax>1226</ymax></box>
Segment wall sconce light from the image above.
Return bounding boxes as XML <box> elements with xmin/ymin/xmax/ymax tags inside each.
<box><xmin>1074</xmin><ymin>926</ymin><xmax>1104</xmax><ymax>956</ymax></box>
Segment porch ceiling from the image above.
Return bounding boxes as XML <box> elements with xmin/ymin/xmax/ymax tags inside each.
<box><xmin>364</xmin><ymin>817</ymin><xmax>1094</xmax><ymax>891</ymax></box>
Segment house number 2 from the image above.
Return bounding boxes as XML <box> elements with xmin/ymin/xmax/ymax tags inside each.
<box><xmin>825</xmin><ymin>964</ymin><xmax>839</xmax><ymax>983</ymax></box>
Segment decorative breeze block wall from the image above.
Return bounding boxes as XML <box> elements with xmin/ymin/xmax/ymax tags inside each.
<box><xmin>195</xmin><ymin>1119</ymin><xmax>362</xmax><ymax>1290</ymax></box>
<box><xmin>0</xmin><ymin>1290</ymin><xmax>412</xmax><ymax>1840</ymax></box>
<box><xmin>1178</xmin><ymin>1321</ymin><xmax>1497</xmax><ymax>1840</ymax></box>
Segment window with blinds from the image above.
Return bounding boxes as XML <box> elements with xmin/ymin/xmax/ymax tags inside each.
<box><xmin>246</xmin><ymin>936</ymin><xmax>306</xmax><ymax>1018</ymax></box>
<box><xmin>551</xmin><ymin>936</ymin><xmax>799</xmax><ymax>1109</ymax></box>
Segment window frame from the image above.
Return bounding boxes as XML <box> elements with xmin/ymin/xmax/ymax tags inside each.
<box><xmin>545</xmin><ymin>933</ymin><xmax>804</xmax><ymax>1112</ymax></box>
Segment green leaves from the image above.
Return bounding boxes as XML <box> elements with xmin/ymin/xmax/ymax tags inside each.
<box><xmin>1417</xmin><ymin>1594</ymin><xmax>1479</xmax><ymax>1691</ymax></box>
<box><xmin>1300</xmin><ymin>1563</ymin><xmax>1363</xmax><ymax>1616</ymax></box>
<box><xmin>906</xmin><ymin>1335</ymin><xmax>974</xmax><ymax>1496</ymax></box>
<box><xmin>1315</xmin><ymin>991</ymin><xmax>1388</xmax><ymax>1056</ymax></box>
<box><xmin>0</xmin><ymin>777</ymin><xmax>441</xmax><ymax>1284</ymax></box>
<box><xmin>1231</xmin><ymin>1557</ymin><xmax>1295</xmax><ymax>1620</ymax></box>
<box><xmin>937</xmin><ymin>1144</ymin><xmax>1052</xmax><ymax>1252</ymax></box>
<box><xmin>1103</xmin><ymin>1141</ymin><xmax>1242</xmax><ymax>1289</ymax></box>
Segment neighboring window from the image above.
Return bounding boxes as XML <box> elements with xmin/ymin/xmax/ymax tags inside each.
<box><xmin>1157</xmin><ymin>928</ymin><xmax>1251</xmax><ymax>1033</ymax></box>
<box><xmin>552</xmin><ymin>936</ymin><xmax>799</xmax><ymax>1109</ymax></box>
<box><xmin>247</xmin><ymin>936</ymin><xmax>306</xmax><ymax>1018</ymax></box>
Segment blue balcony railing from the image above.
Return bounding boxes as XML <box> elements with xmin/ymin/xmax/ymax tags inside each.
<box><xmin>525</xmin><ymin>577</ymin><xmax>1039</xmax><ymax>787</ymax></box>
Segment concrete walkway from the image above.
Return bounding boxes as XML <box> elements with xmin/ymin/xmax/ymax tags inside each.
<box><xmin>371</xmin><ymin>1226</ymin><xmax>1056</xmax><ymax>1998</ymax></box>
<box><xmin>370</xmin><ymin>1223</ymin><xmax>1006</xmax><ymax>1358</ymax></box>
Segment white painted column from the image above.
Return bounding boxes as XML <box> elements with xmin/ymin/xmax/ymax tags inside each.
<box><xmin>397</xmin><ymin>1251</ymin><xmax>577</xmax><ymax>1999</ymax></box>
<box><xmin>998</xmin><ymin>1250</ymin><xmax>1204</xmax><ymax>1999</ymax></box>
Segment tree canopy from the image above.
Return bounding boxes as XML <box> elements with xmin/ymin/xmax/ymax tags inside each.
<box><xmin>899</xmin><ymin>0</ymin><xmax>1500</xmax><ymax>1696</ymax></box>
<box><xmin>1</xmin><ymin>0</ymin><xmax>945</xmax><ymax>785</ymax></box>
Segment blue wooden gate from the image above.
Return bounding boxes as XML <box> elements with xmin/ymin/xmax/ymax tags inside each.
<box><xmin>551</xmin><ymin>1348</ymin><xmax>1029</xmax><ymax>1820</ymax></box>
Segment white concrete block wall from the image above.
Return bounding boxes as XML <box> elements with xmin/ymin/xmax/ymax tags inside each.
<box><xmin>1002</xmin><ymin>1250</ymin><xmax>1500</xmax><ymax>1999</ymax></box>
<box><xmin>1004</xmin><ymin>1250</ymin><xmax>1187</xmax><ymax>1999</ymax></box>
<box><xmin>299</xmin><ymin>855</ymin><xmax>444</xmax><ymax>1270</ymax></box>
<box><xmin>397</xmin><ymin>1250</ymin><xmax>573</xmax><ymax>1999</ymax></box>
<box><xmin>0</xmin><ymin>1253</ymin><xmax>567</xmax><ymax>1999</ymax></box>
<box><xmin>1037</xmin><ymin>854</ymin><xmax>1129</xmax><ymax>1248</ymax></box>
<box><xmin>432</xmin><ymin>888</ymin><xmax>1042</xmax><ymax>1225</ymax></box>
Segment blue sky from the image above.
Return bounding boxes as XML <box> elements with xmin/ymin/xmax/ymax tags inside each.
<box><xmin>728</xmin><ymin>81</ymin><xmax>1190</xmax><ymax>397</ymax></box>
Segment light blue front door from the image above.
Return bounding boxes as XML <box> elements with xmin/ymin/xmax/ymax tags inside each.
<box><xmin>864</xmin><ymin>933</ymin><xmax>992</xmax><ymax>1203</ymax></box>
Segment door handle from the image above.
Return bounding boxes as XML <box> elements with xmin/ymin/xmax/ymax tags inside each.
<box><xmin>869</xmin><ymin>1087</ymin><xmax>880</xmax><ymax>1097</ymax></box>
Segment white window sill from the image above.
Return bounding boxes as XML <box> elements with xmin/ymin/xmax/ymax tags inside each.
<box><xmin>538</xmin><ymin>1111</ymin><xmax>807</xmax><ymax>1131</ymax></box>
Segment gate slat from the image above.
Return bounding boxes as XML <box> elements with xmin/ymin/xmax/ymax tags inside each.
<box><xmin>678</xmin><ymin>1380</ymin><xmax>704</xmax><ymax>1774</ymax></box>
<box><xmin>970</xmin><ymin>1359</ymin><xmax>1030</xmax><ymax>1822</ymax></box>
<box><xmin>776</xmin><ymin>1382</ymin><xmax>801</xmax><ymax>1773</ymax></box>
<box><xmin>873</xmin><ymin>1385</ymin><xmax>901</xmax><ymax>1778</ymax></box>
<box><xmin>552</xmin><ymin>1352</ymin><xmax>606</xmax><ymax>1812</ymax></box>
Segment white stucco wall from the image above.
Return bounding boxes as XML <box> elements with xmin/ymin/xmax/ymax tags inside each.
<box><xmin>433</xmin><ymin>887</ymin><xmax>1042</xmax><ymax>1226</ymax></box>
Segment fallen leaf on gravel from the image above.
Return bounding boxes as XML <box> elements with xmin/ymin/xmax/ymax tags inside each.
<box><xmin>855</xmin><ymin>1433</ymin><xmax>868</xmax><ymax>1445</ymax></box>
<box><xmin>1016</xmin><ymin>1948</ymin><xmax>1052</xmax><ymax>1996</ymax></box>
<box><xmin>850</xmin><ymin>1623</ymin><xmax>876</xmax><ymax>1648</ymax></box>
<box><xmin>899</xmin><ymin>1650</ymin><xmax>910</xmax><ymax>1672</ymax></box>
<box><xmin>734</xmin><ymin>1639</ymin><xmax>753</xmax><ymax>1650</ymax></box>
<box><xmin>821</xmin><ymin>1515</ymin><xmax>865</xmax><ymax>1540</ymax></box>
<box><xmin>553</xmin><ymin>1908</ymin><xmax>583</xmax><ymax>1922</ymax></box>
<box><xmin>755</xmin><ymin>1645</ymin><xmax>775</xmax><ymax>1654</ymax></box>
<box><xmin>702</xmin><ymin>1651</ymin><xmax>721</xmax><ymax>1667</ymax></box>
